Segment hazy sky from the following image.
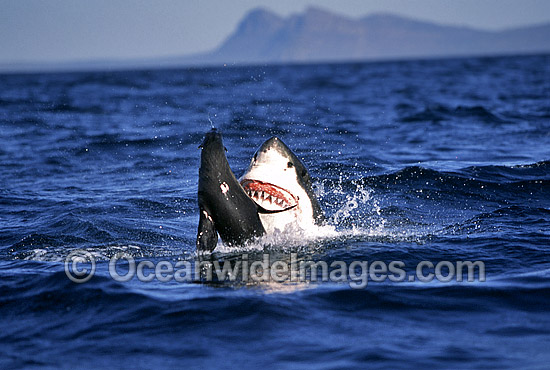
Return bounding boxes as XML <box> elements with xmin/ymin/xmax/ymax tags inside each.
<box><xmin>2</xmin><ymin>0</ymin><xmax>550</xmax><ymax>64</ymax></box>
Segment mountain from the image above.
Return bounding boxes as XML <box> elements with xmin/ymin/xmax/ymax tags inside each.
<box><xmin>194</xmin><ymin>6</ymin><xmax>550</xmax><ymax>65</ymax></box>
<box><xmin>2</xmin><ymin>7</ymin><xmax>549</xmax><ymax>73</ymax></box>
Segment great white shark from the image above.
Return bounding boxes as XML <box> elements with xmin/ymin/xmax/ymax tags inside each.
<box><xmin>197</xmin><ymin>129</ymin><xmax>324</xmax><ymax>252</ymax></box>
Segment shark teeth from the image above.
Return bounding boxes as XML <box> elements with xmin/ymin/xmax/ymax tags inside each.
<box><xmin>245</xmin><ymin>187</ymin><xmax>292</xmax><ymax>209</ymax></box>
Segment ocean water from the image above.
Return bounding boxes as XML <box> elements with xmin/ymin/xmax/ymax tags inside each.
<box><xmin>1</xmin><ymin>54</ymin><xmax>550</xmax><ymax>369</ymax></box>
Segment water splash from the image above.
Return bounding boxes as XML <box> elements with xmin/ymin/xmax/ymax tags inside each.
<box><xmin>211</xmin><ymin>179</ymin><xmax>398</xmax><ymax>256</ymax></box>
<box><xmin>207</xmin><ymin>111</ymin><xmax>216</xmax><ymax>129</ymax></box>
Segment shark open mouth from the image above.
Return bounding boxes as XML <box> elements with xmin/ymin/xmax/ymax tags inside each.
<box><xmin>240</xmin><ymin>179</ymin><xmax>298</xmax><ymax>211</ymax></box>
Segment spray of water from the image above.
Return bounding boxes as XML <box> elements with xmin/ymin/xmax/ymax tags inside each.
<box><xmin>211</xmin><ymin>178</ymin><xmax>395</xmax><ymax>256</ymax></box>
<box><xmin>207</xmin><ymin>112</ymin><xmax>216</xmax><ymax>129</ymax></box>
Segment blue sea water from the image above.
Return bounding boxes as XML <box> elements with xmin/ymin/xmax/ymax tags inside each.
<box><xmin>1</xmin><ymin>54</ymin><xmax>550</xmax><ymax>369</ymax></box>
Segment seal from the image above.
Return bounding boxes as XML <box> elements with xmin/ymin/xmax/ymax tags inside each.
<box><xmin>196</xmin><ymin>129</ymin><xmax>323</xmax><ymax>252</ymax></box>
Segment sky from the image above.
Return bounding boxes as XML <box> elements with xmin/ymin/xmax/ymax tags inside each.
<box><xmin>1</xmin><ymin>0</ymin><xmax>550</xmax><ymax>64</ymax></box>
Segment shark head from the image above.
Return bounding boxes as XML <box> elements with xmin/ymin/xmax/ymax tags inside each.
<box><xmin>240</xmin><ymin>136</ymin><xmax>324</xmax><ymax>232</ymax></box>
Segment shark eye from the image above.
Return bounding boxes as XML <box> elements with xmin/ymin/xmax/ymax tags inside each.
<box><xmin>301</xmin><ymin>169</ymin><xmax>307</xmax><ymax>177</ymax></box>
<box><xmin>287</xmin><ymin>162</ymin><xmax>294</xmax><ymax>168</ymax></box>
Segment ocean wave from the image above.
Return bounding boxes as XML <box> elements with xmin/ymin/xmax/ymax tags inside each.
<box><xmin>399</xmin><ymin>103</ymin><xmax>510</xmax><ymax>124</ymax></box>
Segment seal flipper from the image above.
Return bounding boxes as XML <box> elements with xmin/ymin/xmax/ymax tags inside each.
<box><xmin>196</xmin><ymin>207</ymin><xmax>218</xmax><ymax>253</ymax></box>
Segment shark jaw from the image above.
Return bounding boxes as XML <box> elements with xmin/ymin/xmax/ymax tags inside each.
<box><xmin>240</xmin><ymin>179</ymin><xmax>298</xmax><ymax>212</ymax></box>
